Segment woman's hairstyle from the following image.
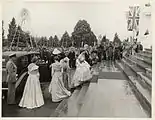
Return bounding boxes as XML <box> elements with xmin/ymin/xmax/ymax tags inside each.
<box><xmin>31</xmin><ymin>56</ymin><xmax>38</xmax><ymax>63</ymax></box>
<box><xmin>54</xmin><ymin>55</ymin><xmax>60</xmax><ymax>62</ymax></box>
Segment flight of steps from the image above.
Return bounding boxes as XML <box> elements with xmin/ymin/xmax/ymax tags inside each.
<box><xmin>53</xmin><ymin>74</ymin><xmax>98</xmax><ymax>117</ymax></box>
<box><xmin>116</xmin><ymin>48</ymin><xmax>152</xmax><ymax>117</ymax></box>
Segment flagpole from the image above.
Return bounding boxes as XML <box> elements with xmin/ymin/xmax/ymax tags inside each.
<box><xmin>132</xmin><ymin>6</ymin><xmax>135</xmax><ymax>44</ymax></box>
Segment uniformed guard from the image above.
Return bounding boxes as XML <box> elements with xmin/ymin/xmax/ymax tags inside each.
<box><xmin>6</xmin><ymin>53</ymin><xmax>17</xmax><ymax>105</ymax></box>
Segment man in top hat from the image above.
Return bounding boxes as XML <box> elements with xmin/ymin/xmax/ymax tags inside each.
<box><xmin>6</xmin><ymin>53</ymin><xmax>17</xmax><ymax>105</ymax></box>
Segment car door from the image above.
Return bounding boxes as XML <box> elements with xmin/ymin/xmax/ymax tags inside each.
<box><xmin>30</xmin><ymin>53</ymin><xmax>51</xmax><ymax>82</ymax></box>
<box><xmin>17</xmin><ymin>55</ymin><xmax>29</xmax><ymax>76</ymax></box>
<box><xmin>37</xmin><ymin>62</ymin><xmax>51</xmax><ymax>82</ymax></box>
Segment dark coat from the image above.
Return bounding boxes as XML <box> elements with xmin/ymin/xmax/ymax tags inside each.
<box><xmin>80</xmin><ymin>50</ymin><xmax>90</xmax><ymax>64</ymax></box>
<box><xmin>68</xmin><ymin>51</ymin><xmax>75</xmax><ymax>60</ymax></box>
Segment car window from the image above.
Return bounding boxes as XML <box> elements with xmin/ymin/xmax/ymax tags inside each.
<box><xmin>2</xmin><ymin>59</ymin><xmax>6</xmax><ymax>68</ymax></box>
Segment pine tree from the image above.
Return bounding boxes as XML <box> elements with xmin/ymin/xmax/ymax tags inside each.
<box><xmin>37</xmin><ymin>37</ymin><xmax>48</xmax><ymax>47</ymax></box>
<box><xmin>7</xmin><ymin>17</ymin><xmax>17</xmax><ymax>47</ymax></box>
<box><xmin>48</xmin><ymin>36</ymin><xmax>53</xmax><ymax>47</ymax></box>
<box><xmin>71</xmin><ymin>20</ymin><xmax>97</xmax><ymax>47</ymax></box>
<box><xmin>53</xmin><ymin>35</ymin><xmax>59</xmax><ymax>47</ymax></box>
<box><xmin>60</xmin><ymin>31</ymin><xmax>71</xmax><ymax>48</ymax></box>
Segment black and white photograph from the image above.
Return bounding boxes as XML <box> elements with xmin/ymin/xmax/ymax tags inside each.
<box><xmin>1</xmin><ymin>0</ymin><xmax>154</xmax><ymax>118</ymax></box>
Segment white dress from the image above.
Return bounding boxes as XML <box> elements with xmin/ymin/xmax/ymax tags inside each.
<box><xmin>48</xmin><ymin>61</ymin><xmax>71</xmax><ymax>102</ymax></box>
<box><xmin>19</xmin><ymin>63</ymin><xmax>44</xmax><ymax>109</ymax></box>
<box><xmin>71</xmin><ymin>58</ymin><xmax>92</xmax><ymax>88</ymax></box>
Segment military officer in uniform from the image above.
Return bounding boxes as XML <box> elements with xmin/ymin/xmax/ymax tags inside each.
<box><xmin>6</xmin><ymin>53</ymin><xmax>17</xmax><ymax>105</ymax></box>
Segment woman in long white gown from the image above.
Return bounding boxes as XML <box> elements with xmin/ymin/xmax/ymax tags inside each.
<box><xmin>60</xmin><ymin>56</ymin><xmax>71</xmax><ymax>90</ymax></box>
<box><xmin>19</xmin><ymin>57</ymin><xmax>44</xmax><ymax>109</ymax></box>
<box><xmin>48</xmin><ymin>56</ymin><xmax>71</xmax><ymax>102</ymax></box>
<box><xmin>71</xmin><ymin>52</ymin><xmax>93</xmax><ymax>88</ymax></box>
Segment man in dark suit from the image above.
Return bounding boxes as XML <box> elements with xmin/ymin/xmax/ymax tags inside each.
<box><xmin>68</xmin><ymin>47</ymin><xmax>76</xmax><ymax>68</ymax></box>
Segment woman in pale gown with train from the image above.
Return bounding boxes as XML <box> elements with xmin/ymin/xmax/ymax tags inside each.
<box><xmin>48</xmin><ymin>50</ymin><xmax>71</xmax><ymax>102</ymax></box>
<box><xmin>71</xmin><ymin>52</ymin><xmax>93</xmax><ymax>88</ymax></box>
<box><xmin>19</xmin><ymin>57</ymin><xmax>44</xmax><ymax>109</ymax></box>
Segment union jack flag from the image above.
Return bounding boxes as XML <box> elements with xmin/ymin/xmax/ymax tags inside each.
<box><xmin>127</xmin><ymin>6</ymin><xmax>140</xmax><ymax>31</ymax></box>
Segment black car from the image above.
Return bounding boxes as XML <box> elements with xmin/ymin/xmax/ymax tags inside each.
<box><xmin>2</xmin><ymin>51</ymin><xmax>51</xmax><ymax>103</ymax></box>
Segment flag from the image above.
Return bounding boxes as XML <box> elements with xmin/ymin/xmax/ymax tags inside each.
<box><xmin>136</xmin><ymin>31</ymin><xmax>139</xmax><ymax>36</ymax></box>
<box><xmin>144</xmin><ymin>29</ymin><xmax>149</xmax><ymax>35</ymax></box>
<box><xmin>127</xmin><ymin>6</ymin><xmax>140</xmax><ymax>31</ymax></box>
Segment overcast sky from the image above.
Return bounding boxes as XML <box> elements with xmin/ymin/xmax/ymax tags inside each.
<box><xmin>2</xmin><ymin>0</ymin><xmax>149</xmax><ymax>40</ymax></box>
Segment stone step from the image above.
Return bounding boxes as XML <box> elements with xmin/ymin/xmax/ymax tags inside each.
<box><xmin>128</xmin><ymin>76</ymin><xmax>151</xmax><ymax>117</ymax></box>
<box><xmin>143</xmin><ymin>50</ymin><xmax>152</xmax><ymax>55</ymax></box>
<box><xmin>129</xmin><ymin>55</ymin><xmax>152</xmax><ymax>75</ymax></box>
<box><xmin>122</xmin><ymin>59</ymin><xmax>151</xmax><ymax>95</ymax></box>
<box><xmin>116</xmin><ymin>61</ymin><xmax>151</xmax><ymax>117</ymax></box>
<box><xmin>142</xmin><ymin>72</ymin><xmax>152</xmax><ymax>81</ymax></box>
<box><xmin>145</xmin><ymin>68</ymin><xmax>152</xmax><ymax>80</ymax></box>
<box><xmin>137</xmin><ymin>72</ymin><xmax>152</xmax><ymax>92</ymax></box>
<box><xmin>124</xmin><ymin>56</ymin><xmax>152</xmax><ymax>80</ymax></box>
<box><xmin>54</xmin><ymin>82</ymin><xmax>90</xmax><ymax>117</ymax></box>
<box><xmin>77</xmin><ymin>82</ymin><xmax>98</xmax><ymax>116</ymax></box>
<box><xmin>134</xmin><ymin>55</ymin><xmax>152</xmax><ymax>66</ymax></box>
<box><xmin>137</xmin><ymin>53</ymin><xmax>152</xmax><ymax>60</ymax></box>
<box><xmin>71</xmin><ymin>82</ymin><xmax>90</xmax><ymax>116</ymax></box>
<box><xmin>124</xmin><ymin>56</ymin><xmax>152</xmax><ymax>75</ymax></box>
<box><xmin>53</xmin><ymin>87</ymin><xmax>82</xmax><ymax>117</ymax></box>
<box><xmin>145</xmin><ymin>48</ymin><xmax>152</xmax><ymax>52</ymax></box>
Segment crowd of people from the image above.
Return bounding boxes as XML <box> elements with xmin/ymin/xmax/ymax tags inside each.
<box><xmin>39</xmin><ymin>42</ymin><xmax>125</xmax><ymax>68</ymax></box>
<box><xmin>5</xmin><ymin>39</ymin><xmax>144</xmax><ymax>109</ymax></box>
<box><xmin>126</xmin><ymin>41</ymin><xmax>143</xmax><ymax>56</ymax></box>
